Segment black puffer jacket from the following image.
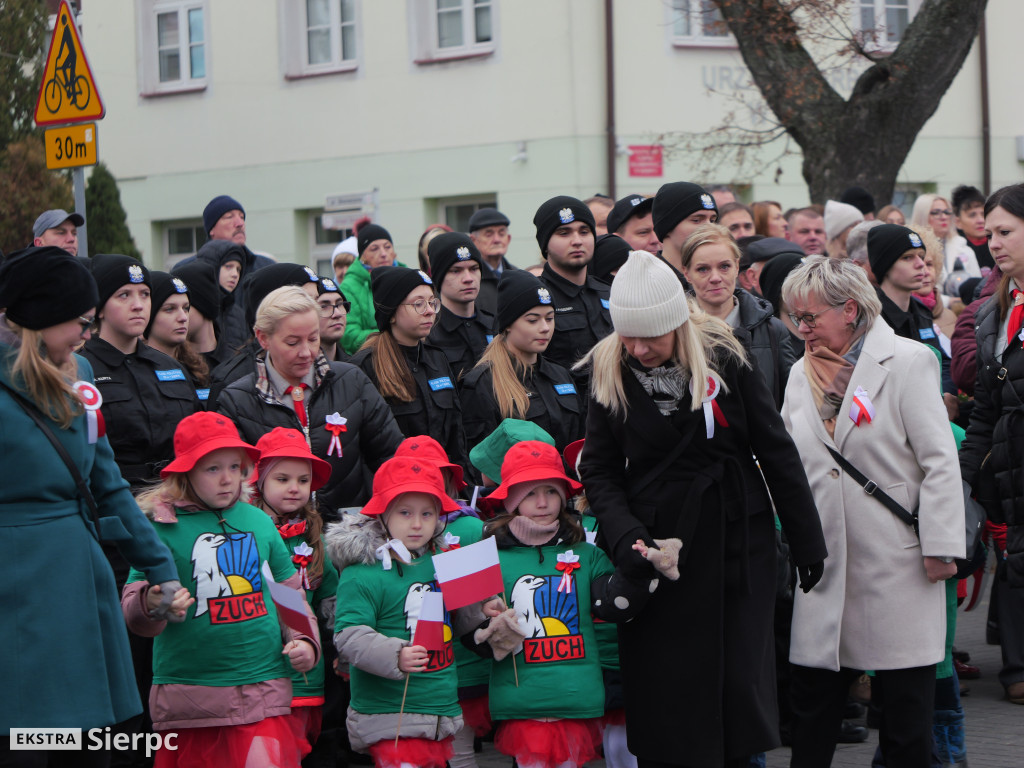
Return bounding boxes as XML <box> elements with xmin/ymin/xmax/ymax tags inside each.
<box><xmin>733</xmin><ymin>289</ymin><xmax>798</xmax><ymax>410</ymax></box>
<box><xmin>216</xmin><ymin>353</ymin><xmax>403</xmax><ymax>519</ymax></box>
<box><xmin>959</xmin><ymin>296</ymin><xmax>1024</xmax><ymax>585</ymax></box>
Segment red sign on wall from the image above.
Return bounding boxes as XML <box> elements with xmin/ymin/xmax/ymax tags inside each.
<box><xmin>628</xmin><ymin>145</ymin><xmax>663</xmax><ymax>177</ymax></box>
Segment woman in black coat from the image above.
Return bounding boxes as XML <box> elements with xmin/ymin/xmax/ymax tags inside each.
<box><xmin>577</xmin><ymin>250</ymin><xmax>827</xmax><ymax>768</ymax></box>
<box><xmin>216</xmin><ymin>286</ymin><xmax>403</xmax><ymax>519</ymax></box>
<box><xmin>959</xmin><ymin>183</ymin><xmax>1024</xmax><ymax>704</ymax></box>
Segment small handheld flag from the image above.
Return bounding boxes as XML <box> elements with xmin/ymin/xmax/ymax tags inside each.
<box><xmin>432</xmin><ymin>537</ymin><xmax>503</xmax><ymax>610</ymax></box>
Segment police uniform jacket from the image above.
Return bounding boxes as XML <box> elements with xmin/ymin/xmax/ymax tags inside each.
<box><xmin>428</xmin><ymin>304</ymin><xmax>495</xmax><ymax>384</ymax></box>
<box><xmin>538</xmin><ymin>263</ymin><xmax>614</xmax><ymax>404</ymax></box>
<box><xmin>350</xmin><ymin>340</ymin><xmax>470</xmax><ymax>475</ymax></box>
<box><xmin>877</xmin><ymin>289</ymin><xmax>955</xmax><ymax>395</ymax></box>
<box><xmin>459</xmin><ymin>354</ymin><xmax>583</xmax><ymax>453</ymax></box>
<box><xmin>80</xmin><ymin>337</ymin><xmax>200</xmax><ymax>490</ymax></box>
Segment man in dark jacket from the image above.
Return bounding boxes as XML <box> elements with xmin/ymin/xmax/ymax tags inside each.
<box><xmin>534</xmin><ymin>195</ymin><xmax>613</xmax><ymax>407</ymax></box>
<box><xmin>469</xmin><ymin>207</ymin><xmax>517</xmax><ymax>317</ymax></box>
<box><xmin>427</xmin><ymin>232</ymin><xmax>495</xmax><ymax>384</ymax></box>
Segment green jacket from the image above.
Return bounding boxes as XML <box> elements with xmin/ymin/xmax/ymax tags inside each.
<box><xmin>0</xmin><ymin>349</ymin><xmax>178</xmax><ymax>734</ymax></box>
<box><xmin>341</xmin><ymin>261</ymin><xmax>375</xmax><ymax>354</ymax></box>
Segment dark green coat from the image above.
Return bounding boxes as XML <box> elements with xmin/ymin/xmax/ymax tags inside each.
<box><xmin>0</xmin><ymin>347</ymin><xmax>178</xmax><ymax>734</ymax></box>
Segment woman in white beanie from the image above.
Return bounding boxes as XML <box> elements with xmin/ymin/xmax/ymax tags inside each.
<box><xmin>824</xmin><ymin>200</ymin><xmax>865</xmax><ymax>260</ymax></box>
<box><xmin>576</xmin><ymin>249</ymin><xmax>827</xmax><ymax>768</ymax></box>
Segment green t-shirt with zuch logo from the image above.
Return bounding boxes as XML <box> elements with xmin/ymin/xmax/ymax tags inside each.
<box><xmin>128</xmin><ymin>501</ymin><xmax>297</xmax><ymax>686</ymax></box>
<box><xmin>488</xmin><ymin>540</ymin><xmax>613</xmax><ymax>721</ymax></box>
<box><xmin>335</xmin><ymin>554</ymin><xmax>460</xmax><ymax>717</ymax></box>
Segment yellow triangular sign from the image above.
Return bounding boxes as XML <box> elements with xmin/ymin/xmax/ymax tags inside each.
<box><xmin>34</xmin><ymin>0</ymin><xmax>105</xmax><ymax>126</ymax></box>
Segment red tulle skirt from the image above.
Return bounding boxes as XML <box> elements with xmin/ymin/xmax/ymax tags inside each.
<box><xmin>153</xmin><ymin>715</ymin><xmax>308</xmax><ymax>768</ymax></box>
<box><xmin>460</xmin><ymin>694</ymin><xmax>493</xmax><ymax>736</ymax></box>
<box><xmin>287</xmin><ymin>704</ymin><xmax>322</xmax><ymax>754</ymax></box>
<box><xmin>494</xmin><ymin>718</ymin><xmax>603</xmax><ymax>768</ymax></box>
<box><xmin>366</xmin><ymin>736</ymin><xmax>454</xmax><ymax>768</ymax></box>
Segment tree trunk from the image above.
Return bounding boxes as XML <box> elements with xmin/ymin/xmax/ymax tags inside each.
<box><xmin>714</xmin><ymin>0</ymin><xmax>989</xmax><ymax>205</ymax></box>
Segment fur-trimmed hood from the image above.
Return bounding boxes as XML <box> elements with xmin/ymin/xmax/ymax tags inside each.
<box><xmin>325</xmin><ymin>512</ymin><xmax>447</xmax><ymax>573</ymax></box>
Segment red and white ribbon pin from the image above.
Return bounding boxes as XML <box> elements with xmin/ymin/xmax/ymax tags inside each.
<box><xmin>556</xmin><ymin>550</ymin><xmax>581</xmax><ymax>593</ymax></box>
<box><xmin>73</xmin><ymin>381</ymin><xmax>104</xmax><ymax>444</ymax></box>
<box><xmin>325</xmin><ymin>412</ymin><xmax>347</xmax><ymax>457</ymax></box>
<box><xmin>849</xmin><ymin>386</ymin><xmax>875</xmax><ymax>426</ymax></box>
<box><xmin>690</xmin><ymin>374</ymin><xmax>728</xmax><ymax>439</ymax></box>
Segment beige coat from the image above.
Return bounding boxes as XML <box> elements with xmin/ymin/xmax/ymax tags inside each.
<box><xmin>781</xmin><ymin>319</ymin><xmax>965</xmax><ymax>672</ymax></box>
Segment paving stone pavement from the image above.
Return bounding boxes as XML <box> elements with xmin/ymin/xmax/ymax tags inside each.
<box><xmin>475</xmin><ymin>564</ymin><xmax>1021</xmax><ymax>768</ymax></box>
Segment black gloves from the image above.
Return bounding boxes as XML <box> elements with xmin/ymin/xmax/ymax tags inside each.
<box><xmin>797</xmin><ymin>561</ymin><xmax>824</xmax><ymax>593</ymax></box>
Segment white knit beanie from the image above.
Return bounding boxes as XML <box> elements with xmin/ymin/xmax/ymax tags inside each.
<box><xmin>824</xmin><ymin>200</ymin><xmax>864</xmax><ymax>242</ymax></box>
<box><xmin>609</xmin><ymin>250</ymin><xmax>690</xmax><ymax>337</ymax></box>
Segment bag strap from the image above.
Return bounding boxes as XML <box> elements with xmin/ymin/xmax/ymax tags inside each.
<box><xmin>824</xmin><ymin>442</ymin><xmax>919</xmax><ymax>533</ymax></box>
<box><xmin>0</xmin><ymin>379</ymin><xmax>106</xmax><ymax>540</ymax></box>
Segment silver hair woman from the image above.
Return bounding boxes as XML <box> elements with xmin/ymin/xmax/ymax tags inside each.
<box><xmin>780</xmin><ymin>255</ymin><xmax>965</xmax><ymax>768</ymax></box>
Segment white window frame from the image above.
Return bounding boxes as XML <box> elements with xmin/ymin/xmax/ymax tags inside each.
<box><xmin>668</xmin><ymin>0</ymin><xmax>735</xmax><ymax>49</ymax></box>
<box><xmin>136</xmin><ymin>0</ymin><xmax>208</xmax><ymax>96</ymax></box>
<box><xmin>163</xmin><ymin>220</ymin><xmax>207</xmax><ymax>269</ymax></box>
<box><xmin>434</xmin><ymin>195</ymin><xmax>498</xmax><ymax>232</ymax></box>
<box><xmin>280</xmin><ymin>0</ymin><xmax>360</xmax><ymax>79</ymax></box>
<box><xmin>854</xmin><ymin>0</ymin><xmax>922</xmax><ymax>52</ymax></box>
<box><xmin>409</xmin><ymin>0</ymin><xmax>497</xmax><ymax>65</ymax></box>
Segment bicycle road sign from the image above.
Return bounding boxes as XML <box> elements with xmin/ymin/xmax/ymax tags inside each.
<box><xmin>34</xmin><ymin>0</ymin><xmax>105</xmax><ymax>127</ymax></box>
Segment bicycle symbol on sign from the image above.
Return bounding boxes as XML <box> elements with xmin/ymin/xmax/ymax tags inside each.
<box><xmin>43</xmin><ymin>15</ymin><xmax>90</xmax><ymax>114</ymax></box>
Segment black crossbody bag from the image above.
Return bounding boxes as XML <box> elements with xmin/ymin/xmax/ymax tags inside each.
<box><xmin>825</xmin><ymin>441</ymin><xmax>985</xmax><ymax>578</ymax></box>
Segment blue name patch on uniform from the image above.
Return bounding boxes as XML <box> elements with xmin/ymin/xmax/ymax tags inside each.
<box><xmin>428</xmin><ymin>376</ymin><xmax>454</xmax><ymax>391</ymax></box>
<box><xmin>486</xmin><ymin>334</ymin><xmax>494</xmax><ymax>344</ymax></box>
<box><xmin>600</xmin><ymin>299</ymin><xmax>610</xmax><ymax>309</ymax></box>
<box><xmin>554</xmin><ymin>383</ymin><xmax>577</xmax><ymax>395</ymax></box>
<box><xmin>155</xmin><ymin>369</ymin><xmax>186</xmax><ymax>382</ymax></box>
<box><xmin>919</xmin><ymin>327</ymin><xmax>936</xmax><ymax>340</ymax></box>
<box><xmin>196</xmin><ymin>388</ymin><xmax>210</xmax><ymax>401</ymax></box>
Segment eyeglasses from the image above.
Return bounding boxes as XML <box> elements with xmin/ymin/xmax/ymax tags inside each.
<box><xmin>401</xmin><ymin>297</ymin><xmax>440</xmax><ymax>315</ymax></box>
<box><xmin>78</xmin><ymin>315</ymin><xmax>97</xmax><ymax>335</ymax></box>
<box><xmin>929</xmin><ymin>209</ymin><xmax>953</xmax><ymax>217</ymax></box>
<box><xmin>318</xmin><ymin>299</ymin><xmax>351</xmax><ymax>317</ymax></box>
<box><xmin>787</xmin><ymin>305</ymin><xmax>841</xmax><ymax>329</ymax></box>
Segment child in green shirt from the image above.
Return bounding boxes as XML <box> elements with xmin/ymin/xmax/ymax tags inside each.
<box><xmin>327</xmin><ymin>456</ymin><xmax>464</xmax><ymax>768</ymax></box>
<box><xmin>124</xmin><ymin>412</ymin><xmax>319</xmax><ymax>766</ymax></box>
<box><xmin>251</xmin><ymin>427</ymin><xmax>340</xmax><ymax>761</ymax></box>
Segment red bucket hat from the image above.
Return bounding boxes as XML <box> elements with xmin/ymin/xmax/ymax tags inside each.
<box><xmin>394</xmin><ymin>435</ymin><xmax>465</xmax><ymax>489</ymax></box>
<box><xmin>251</xmin><ymin>427</ymin><xmax>332</xmax><ymax>491</ymax></box>
<box><xmin>361</xmin><ymin>456</ymin><xmax>462</xmax><ymax>518</ymax></box>
<box><xmin>161</xmin><ymin>412</ymin><xmax>260</xmax><ymax>477</ymax></box>
<box><xmin>484</xmin><ymin>440</ymin><xmax>583</xmax><ymax>510</ymax></box>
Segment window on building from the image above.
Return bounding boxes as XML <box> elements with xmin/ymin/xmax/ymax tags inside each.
<box><xmin>670</xmin><ymin>0</ymin><xmax>733</xmax><ymax>48</ymax></box>
<box><xmin>137</xmin><ymin>1</ymin><xmax>208</xmax><ymax>95</ymax></box>
<box><xmin>435</xmin><ymin>196</ymin><xmax>497</xmax><ymax>233</ymax></box>
<box><xmin>281</xmin><ymin>0</ymin><xmax>359</xmax><ymax>78</ymax></box>
<box><xmin>164</xmin><ymin>221</ymin><xmax>207</xmax><ymax>268</ymax></box>
<box><xmin>308</xmin><ymin>211</ymin><xmax>352</xmax><ymax>275</ymax></box>
<box><xmin>857</xmin><ymin>0</ymin><xmax>920</xmax><ymax>48</ymax></box>
<box><xmin>411</xmin><ymin>0</ymin><xmax>496</xmax><ymax>63</ymax></box>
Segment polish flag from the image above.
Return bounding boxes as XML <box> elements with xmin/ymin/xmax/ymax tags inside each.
<box><xmin>432</xmin><ymin>537</ymin><xmax>504</xmax><ymax>610</ymax></box>
<box><xmin>412</xmin><ymin>591</ymin><xmax>446</xmax><ymax>651</ymax></box>
<box><xmin>261</xmin><ymin>562</ymin><xmax>315</xmax><ymax>637</ymax></box>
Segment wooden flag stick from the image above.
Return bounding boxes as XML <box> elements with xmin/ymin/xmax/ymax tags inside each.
<box><xmin>394</xmin><ymin>673</ymin><xmax>411</xmax><ymax>747</ymax></box>
<box><xmin>502</xmin><ymin>590</ymin><xmax>519</xmax><ymax>688</ymax></box>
